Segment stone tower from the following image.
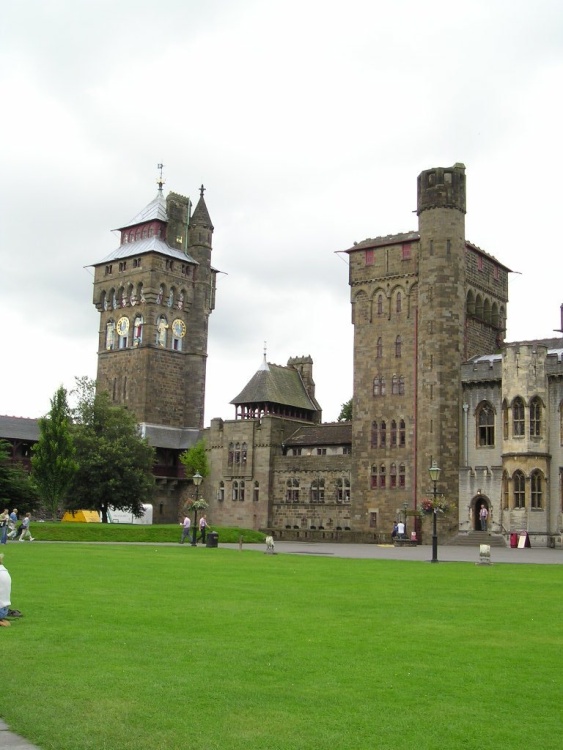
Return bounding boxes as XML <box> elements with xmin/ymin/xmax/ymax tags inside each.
<box><xmin>91</xmin><ymin>181</ymin><xmax>216</xmax><ymax>432</ymax></box>
<box><xmin>345</xmin><ymin>164</ymin><xmax>509</xmax><ymax>537</ymax></box>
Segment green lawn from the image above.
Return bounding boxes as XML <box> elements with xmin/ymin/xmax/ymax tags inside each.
<box><xmin>1</xmin><ymin>543</ymin><xmax>561</xmax><ymax>750</ymax></box>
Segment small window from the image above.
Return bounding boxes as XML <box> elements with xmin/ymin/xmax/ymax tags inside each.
<box><xmin>402</xmin><ymin>243</ymin><xmax>411</xmax><ymax>260</ymax></box>
<box><xmin>365</xmin><ymin>249</ymin><xmax>374</xmax><ymax>266</ymax></box>
<box><xmin>316</xmin><ymin>447</ymin><xmax>327</xmax><ymax>456</ymax></box>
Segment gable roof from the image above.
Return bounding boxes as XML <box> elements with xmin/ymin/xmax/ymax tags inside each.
<box><xmin>284</xmin><ymin>422</ymin><xmax>352</xmax><ymax>447</ymax></box>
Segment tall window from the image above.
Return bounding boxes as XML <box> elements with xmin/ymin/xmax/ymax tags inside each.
<box><xmin>503</xmin><ymin>402</ymin><xmax>509</xmax><ymax>440</ymax></box>
<box><xmin>399</xmin><ymin>419</ymin><xmax>406</xmax><ymax>447</ymax></box>
<box><xmin>376</xmin><ymin>337</ymin><xmax>383</xmax><ymax>358</ymax></box>
<box><xmin>390</xmin><ymin>463</ymin><xmax>397</xmax><ymax>488</ymax></box>
<box><xmin>253</xmin><ymin>481</ymin><xmax>259</xmax><ymax>502</ymax></box>
<box><xmin>502</xmin><ymin>473</ymin><xmax>509</xmax><ymax>509</ymax></box>
<box><xmin>218</xmin><ymin>482</ymin><xmax>225</xmax><ymax>502</ymax></box>
<box><xmin>529</xmin><ymin>398</ymin><xmax>541</xmax><ymax>437</ymax></box>
<box><xmin>379</xmin><ymin>464</ymin><xmax>386</xmax><ymax>488</ymax></box>
<box><xmin>390</xmin><ymin>420</ymin><xmax>397</xmax><ymax>447</ymax></box>
<box><xmin>477</xmin><ymin>402</ymin><xmax>495</xmax><ymax>447</ymax></box>
<box><xmin>371</xmin><ymin>421</ymin><xmax>378</xmax><ymax>448</ymax></box>
<box><xmin>286</xmin><ymin>478</ymin><xmax>300</xmax><ymax>503</ymax></box>
<box><xmin>399</xmin><ymin>463</ymin><xmax>406</xmax><ymax>488</ymax></box>
<box><xmin>399</xmin><ymin>376</ymin><xmax>405</xmax><ymax>395</ymax></box>
<box><xmin>396</xmin><ymin>292</ymin><xmax>402</xmax><ymax>313</ymax></box>
<box><xmin>234</xmin><ymin>443</ymin><xmax>241</xmax><ymax>465</ymax></box>
<box><xmin>512</xmin><ymin>397</ymin><xmax>525</xmax><ymax>437</ymax></box>
<box><xmin>241</xmin><ymin>442</ymin><xmax>247</xmax><ymax>464</ymax></box>
<box><xmin>370</xmin><ymin>464</ymin><xmax>378</xmax><ymax>489</ymax></box>
<box><xmin>377</xmin><ymin>295</ymin><xmax>383</xmax><ymax>315</ymax></box>
<box><xmin>395</xmin><ymin>336</ymin><xmax>402</xmax><ymax>358</ymax></box>
<box><xmin>337</xmin><ymin>477</ymin><xmax>350</xmax><ymax>503</ymax></box>
<box><xmin>380</xmin><ymin>421</ymin><xmax>386</xmax><ymax>447</ymax></box>
<box><xmin>311</xmin><ymin>479</ymin><xmax>325</xmax><ymax>503</ymax></box>
<box><xmin>373</xmin><ymin>376</ymin><xmax>385</xmax><ymax>396</ymax></box>
<box><xmin>228</xmin><ymin>442</ymin><xmax>234</xmax><ymax>466</ymax></box>
<box><xmin>530</xmin><ymin>470</ymin><xmax>542</xmax><ymax>509</ymax></box>
<box><xmin>513</xmin><ymin>470</ymin><xmax>525</xmax><ymax>508</ymax></box>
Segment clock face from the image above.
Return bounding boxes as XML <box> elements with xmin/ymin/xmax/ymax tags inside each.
<box><xmin>172</xmin><ymin>318</ymin><xmax>186</xmax><ymax>338</ymax></box>
<box><xmin>117</xmin><ymin>316</ymin><xmax>129</xmax><ymax>336</ymax></box>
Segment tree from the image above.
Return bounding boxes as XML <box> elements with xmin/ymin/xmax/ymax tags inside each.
<box><xmin>337</xmin><ymin>398</ymin><xmax>353</xmax><ymax>422</ymax></box>
<box><xmin>68</xmin><ymin>391</ymin><xmax>155</xmax><ymax>523</ymax></box>
<box><xmin>0</xmin><ymin>440</ymin><xmax>39</xmax><ymax>514</ymax></box>
<box><xmin>31</xmin><ymin>386</ymin><xmax>78</xmax><ymax>519</ymax></box>
<box><xmin>179</xmin><ymin>439</ymin><xmax>210</xmax><ymax>479</ymax></box>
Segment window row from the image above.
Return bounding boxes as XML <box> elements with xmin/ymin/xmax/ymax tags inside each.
<box><xmin>373</xmin><ymin>375</ymin><xmax>405</xmax><ymax>396</ymax></box>
<box><xmin>288</xmin><ymin>446</ymin><xmax>351</xmax><ymax>456</ymax></box>
<box><xmin>365</xmin><ymin>243</ymin><xmax>411</xmax><ymax>266</ymax></box>
<box><xmin>370</xmin><ymin>463</ymin><xmax>407</xmax><ymax>489</ymax></box>
<box><xmin>475</xmin><ymin>397</ymin><xmax>545</xmax><ymax>447</ymax></box>
<box><xmin>217</xmin><ymin>480</ymin><xmax>259</xmax><ymax>502</ymax></box>
<box><xmin>375</xmin><ymin>336</ymin><xmax>403</xmax><ymax>358</ymax></box>
<box><xmin>284</xmin><ymin>477</ymin><xmax>350</xmax><ymax>504</ymax></box>
<box><xmin>502</xmin><ymin>470</ymin><xmax>544</xmax><ymax>509</ymax></box>
<box><xmin>371</xmin><ymin>419</ymin><xmax>406</xmax><ymax>448</ymax></box>
<box><xmin>100</xmin><ymin>284</ymin><xmax>188</xmax><ymax>311</ymax></box>
<box><xmin>227</xmin><ymin>442</ymin><xmax>247</xmax><ymax>465</ymax></box>
<box><xmin>121</xmin><ymin>223</ymin><xmax>163</xmax><ymax>244</ymax></box>
<box><xmin>466</xmin><ymin>289</ymin><xmax>505</xmax><ymax>328</ymax></box>
<box><xmin>105</xmin><ymin>314</ymin><xmax>187</xmax><ymax>351</ymax></box>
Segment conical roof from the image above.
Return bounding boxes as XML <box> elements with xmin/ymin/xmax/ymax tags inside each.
<box><xmin>190</xmin><ymin>195</ymin><xmax>213</xmax><ymax>229</ymax></box>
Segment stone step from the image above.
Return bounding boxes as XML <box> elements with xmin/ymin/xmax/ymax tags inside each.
<box><xmin>452</xmin><ymin>532</ymin><xmax>507</xmax><ymax>548</ymax></box>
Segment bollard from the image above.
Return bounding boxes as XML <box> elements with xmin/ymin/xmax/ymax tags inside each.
<box><xmin>239</xmin><ymin>535</ymin><xmax>243</xmax><ymax>551</ymax></box>
<box><xmin>477</xmin><ymin>544</ymin><xmax>491</xmax><ymax>565</ymax></box>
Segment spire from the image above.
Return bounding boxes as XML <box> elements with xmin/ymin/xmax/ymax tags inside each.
<box><xmin>190</xmin><ymin>184</ymin><xmax>214</xmax><ymax>230</ymax></box>
<box><xmin>156</xmin><ymin>163</ymin><xmax>166</xmax><ymax>193</ymax></box>
<box><xmin>259</xmin><ymin>342</ymin><xmax>269</xmax><ymax>371</ymax></box>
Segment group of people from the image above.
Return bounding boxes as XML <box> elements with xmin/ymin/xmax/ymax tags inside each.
<box><xmin>180</xmin><ymin>514</ymin><xmax>209</xmax><ymax>544</ymax></box>
<box><xmin>0</xmin><ymin>509</ymin><xmax>34</xmax><ymax>544</ymax></box>
<box><xmin>391</xmin><ymin>520</ymin><xmax>406</xmax><ymax>539</ymax></box>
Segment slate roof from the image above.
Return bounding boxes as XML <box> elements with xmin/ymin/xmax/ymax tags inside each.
<box><xmin>0</xmin><ymin>416</ymin><xmax>40</xmax><ymax>441</ymax></box>
<box><xmin>140</xmin><ymin>424</ymin><xmax>200</xmax><ymax>451</ymax></box>
<box><xmin>284</xmin><ymin>422</ymin><xmax>352</xmax><ymax>447</ymax></box>
<box><xmin>231</xmin><ymin>362</ymin><xmax>318</xmax><ymax>411</ymax></box>
<box><xmin>116</xmin><ymin>192</ymin><xmax>168</xmax><ymax>229</ymax></box>
<box><xmin>191</xmin><ymin>196</ymin><xmax>214</xmax><ymax>229</ymax></box>
<box><xmin>95</xmin><ymin>236</ymin><xmax>198</xmax><ymax>265</ymax></box>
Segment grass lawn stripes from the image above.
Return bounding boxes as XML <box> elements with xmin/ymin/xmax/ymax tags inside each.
<box><xmin>1</xmin><ymin>544</ymin><xmax>561</xmax><ymax>750</ymax></box>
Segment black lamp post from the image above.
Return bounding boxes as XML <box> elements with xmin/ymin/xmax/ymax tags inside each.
<box><xmin>191</xmin><ymin>472</ymin><xmax>202</xmax><ymax>547</ymax></box>
<box><xmin>429</xmin><ymin>462</ymin><xmax>441</xmax><ymax>563</ymax></box>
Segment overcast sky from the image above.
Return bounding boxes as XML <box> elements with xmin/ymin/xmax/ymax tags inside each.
<box><xmin>1</xmin><ymin>0</ymin><xmax>562</xmax><ymax>425</ymax></box>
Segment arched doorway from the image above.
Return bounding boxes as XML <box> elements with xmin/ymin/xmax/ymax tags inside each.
<box><xmin>472</xmin><ymin>496</ymin><xmax>490</xmax><ymax>531</ymax></box>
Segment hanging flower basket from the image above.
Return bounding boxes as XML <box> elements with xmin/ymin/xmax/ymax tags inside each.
<box><xmin>419</xmin><ymin>497</ymin><xmax>449</xmax><ymax>516</ymax></box>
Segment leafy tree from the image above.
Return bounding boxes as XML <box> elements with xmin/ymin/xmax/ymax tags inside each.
<box><xmin>68</xmin><ymin>392</ymin><xmax>155</xmax><ymax>523</ymax></box>
<box><xmin>70</xmin><ymin>375</ymin><xmax>97</xmax><ymax>425</ymax></box>
<box><xmin>337</xmin><ymin>398</ymin><xmax>353</xmax><ymax>422</ymax></box>
<box><xmin>179</xmin><ymin>439</ymin><xmax>210</xmax><ymax>479</ymax></box>
<box><xmin>31</xmin><ymin>386</ymin><xmax>78</xmax><ymax>519</ymax></box>
<box><xmin>0</xmin><ymin>440</ymin><xmax>40</xmax><ymax>514</ymax></box>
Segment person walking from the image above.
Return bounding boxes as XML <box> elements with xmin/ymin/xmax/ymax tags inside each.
<box><xmin>179</xmin><ymin>515</ymin><xmax>191</xmax><ymax>544</ymax></box>
<box><xmin>0</xmin><ymin>554</ymin><xmax>12</xmax><ymax>627</ymax></box>
<box><xmin>0</xmin><ymin>509</ymin><xmax>9</xmax><ymax>545</ymax></box>
<box><xmin>198</xmin><ymin>514</ymin><xmax>208</xmax><ymax>544</ymax></box>
<box><xmin>18</xmin><ymin>513</ymin><xmax>34</xmax><ymax>542</ymax></box>
<box><xmin>6</xmin><ymin>509</ymin><xmax>18</xmax><ymax>540</ymax></box>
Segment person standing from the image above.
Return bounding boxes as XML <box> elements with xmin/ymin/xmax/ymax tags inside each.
<box><xmin>19</xmin><ymin>513</ymin><xmax>34</xmax><ymax>542</ymax></box>
<box><xmin>179</xmin><ymin>515</ymin><xmax>191</xmax><ymax>544</ymax></box>
<box><xmin>198</xmin><ymin>514</ymin><xmax>208</xmax><ymax>544</ymax></box>
<box><xmin>0</xmin><ymin>509</ymin><xmax>8</xmax><ymax>545</ymax></box>
<box><xmin>479</xmin><ymin>505</ymin><xmax>489</xmax><ymax>532</ymax></box>
<box><xmin>7</xmin><ymin>509</ymin><xmax>18</xmax><ymax>540</ymax></box>
<box><xmin>0</xmin><ymin>554</ymin><xmax>12</xmax><ymax>627</ymax></box>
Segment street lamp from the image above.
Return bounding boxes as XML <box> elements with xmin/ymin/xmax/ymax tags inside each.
<box><xmin>191</xmin><ymin>472</ymin><xmax>203</xmax><ymax>547</ymax></box>
<box><xmin>429</xmin><ymin>462</ymin><xmax>441</xmax><ymax>563</ymax></box>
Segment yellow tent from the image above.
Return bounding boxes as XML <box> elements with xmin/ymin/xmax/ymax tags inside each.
<box><xmin>62</xmin><ymin>510</ymin><xmax>101</xmax><ymax>523</ymax></box>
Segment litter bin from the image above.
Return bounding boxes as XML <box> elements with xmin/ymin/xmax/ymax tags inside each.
<box><xmin>510</xmin><ymin>533</ymin><xmax>518</xmax><ymax>548</ymax></box>
<box><xmin>206</xmin><ymin>531</ymin><xmax>219</xmax><ymax>548</ymax></box>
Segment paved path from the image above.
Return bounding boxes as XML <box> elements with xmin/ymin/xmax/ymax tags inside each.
<box><xmin>2</xmin><ymin>540</ymin><xmax>561</xmax><ymax>749</ymax></box>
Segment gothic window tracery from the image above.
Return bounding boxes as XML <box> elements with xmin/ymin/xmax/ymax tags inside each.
<box><xmin>477</xmin><ymin>402</ymin><xmax>495</xmax><ymax>446</ymax></box>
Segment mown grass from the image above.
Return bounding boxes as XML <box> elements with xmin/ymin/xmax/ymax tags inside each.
<box><xmin>27</xmin><ymin>521</ymin><xmax>265</xmax><ymax>544</ymax></box>
<box><xmin>1</xmin><ymin>543</ymin><xmax>561</xmax><ymax>750</ymax></box>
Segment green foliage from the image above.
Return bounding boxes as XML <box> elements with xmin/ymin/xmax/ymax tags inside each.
<box><xmin>0</xmin><ymin>440</ymin><xmax>39</xmax><ymax>513</ymax></box>
<box><xmin>31</xmin><ymin>386</ymin><xmax>78</xmax><ymax>519</ymax></box>
<box><xmin>1</xmin><ymin>548</ymin><xmax>561</xmax><ymax>750</ymax></box>
<box><xmin>337</xmin><ymin>397</ymin><xmax>352</xmax><ymax>422</ymax></box>
<box><xmin>68</xmin><ymin>391</ymin><xmax>155</xmax><ymax>522</ymax></box>
<box><xmin>179</xmin><ymin>438</ymin><xmax>210</xmax><ymax>479</ymax></box>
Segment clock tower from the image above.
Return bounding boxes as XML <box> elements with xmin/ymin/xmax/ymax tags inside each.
<box><xmin>91</xmin><ymin>175</ymin><xmax>217</xmax><ymax>500</ymax></box>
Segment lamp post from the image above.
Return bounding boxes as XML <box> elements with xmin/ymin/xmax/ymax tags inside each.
<box><xmin>191</xmin><ymin>472</ymin><xmax>202</xmax><ymax>547</ymax></box>
<box><xmin>429</xmin><ymin>462</ymin><xmax>441</xmax><ymax>563</ymax></box>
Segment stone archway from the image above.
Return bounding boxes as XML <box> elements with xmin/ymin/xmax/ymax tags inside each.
<box><xmin>472</xmin><ymin>495</ymin><xmax>490</xmax><ymax>531</ymax></box>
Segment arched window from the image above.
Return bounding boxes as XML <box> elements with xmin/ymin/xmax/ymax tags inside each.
<box><xmin>530</xmin><ymin>470</ymin><xmax>542</xmax><ymax>509</ymax></box>
<box><xmin>377</xmin><ymin>294</ymin><xmax>383</xmax><ymax>315</ymax></box>
<box><xmin>513</xmin><ymin>470</ymin><xmax>525</xmax><ymax>508</ymax></box>
<box><xmin>218</xmin><ymin>482</ymin><xmax>225</xmax><ymax>502</ymax></box>
<box><xmin>241</xmin><ymin>443</ymin><xmax>247</xmax><ymax>464</ymax></box>
<box><xmin>167</xmin><ymin>288</ymin><xmax>175</xmax><ymax>308</ymax></box>
<box><xmin>396</xmin><ymin>292</ymin><xmax>402</xmax><ymax>313</ymax></box>
<box><xmin>399</xmin><ymin>419</ymin><xmax>406</xmax><ymax>447</ymax></box>
<box><xmin>228</xmin><ymin>443</ymin><xmax>234</xmax><ymax>466</ymax></box>
<box><xmin>477</xmin><ymin>402</ymin><xmax>495</xmax><ymax>447</ymax></box>
<box><xmin>239</xmin><ymin>480</ymin><xmax>245</xmax><ymax>501</ymax></box>
<box><xmin>392</xmin><ymin>375</ymin><xmax>399</xmax><ymax>395</ymax></box>
<box><xmin>502</xmin><ymin>401</ymin><xmax>509</xmax><ymax>440</ymax></box>
<box><xmin>253</xmin><ymin>481</ymin><xmax>259</xmax><ymax>502</ymax></box>
<box><xmin>529</xmin><ymin>397</ymin><xmax>541</xmax><ymax>437</ymax></box>
<box><xmin>370</xmin><ymin>464</ymin><xmax>378</xmax><ymax>489</ymax></box>
<box><xmin>373</xmin><ymin>376</ymin><xmax>385</xmax><ymax>397</ymax></box>
<box><xmin>390</xmin><ymin>420</ymin><xmax>397</xmax><ymax>447</ymax></box>
<box><xmin>399</xmin><ymin>463</ymin><xmax>406</xmax><ymax>488</ymax></box>
<box><xmin>127</xmin><ymin>284</ymin><xmax>135</xmax><ymax>306</ymax></box>
<box><xmin>234</xmin><ymin>443</ymin><xmax>241</xmax><ymax>465</ymax></box>
<box><xmin>390</xmin><ymin>463</ymin><xmax>397</xmax><ymax>488</ymax></box>
<box><xmin>399</xmin><ymin>376</ymin><xmax>405</xmax><ymax>395</ymax></box>
<box><xmin>177</xmin><ymin>290</ymin><xmax>185</xmax><ymax>310</ymax></box>
<box><xmin>371</xmin><ymin>421</ymin><xmax>378</xmax><ymax>448</ymax></box>
<box><xmin>379</xmin><ymin>464</ymin><xmax>386</xmax><ymax>488</ymax></box>
<box><xmin>376</xmin><ymin>337</ymin><xmax>383</xmax><ymax>358</ymax></box>
<box><xmin>380</xmin><ymin>421</ymin><xmax>386</xmax><ymax>447</ymax></box>
<box><xmin>512</xmin><ymin>397</ymin><xmax>525</xmax><ymax>437</ymax></box>
<box><xmin>502</xmin><ymin>472</ymin><xmax>509</xmax><ymax>509</ymax></box>
<box><xmin>395</xmin><ymin>336</ymin><xmax>402</xmax><ymax>358</ymax></box>
<box><xmin>232</xmin><ymin>480</ymin><xmax>239</xmax><ymax>501</ymax></box>
<box><xmin>157</xmin><ymin>285</ymin><xmax>164</xmax><ymax>305</ymax></box>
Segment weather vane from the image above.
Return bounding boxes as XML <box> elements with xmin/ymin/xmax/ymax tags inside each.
<box><xmin>156</xmin><ymin>163</ymin><xmax>166</xmax><ymax>192</ymax></box>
